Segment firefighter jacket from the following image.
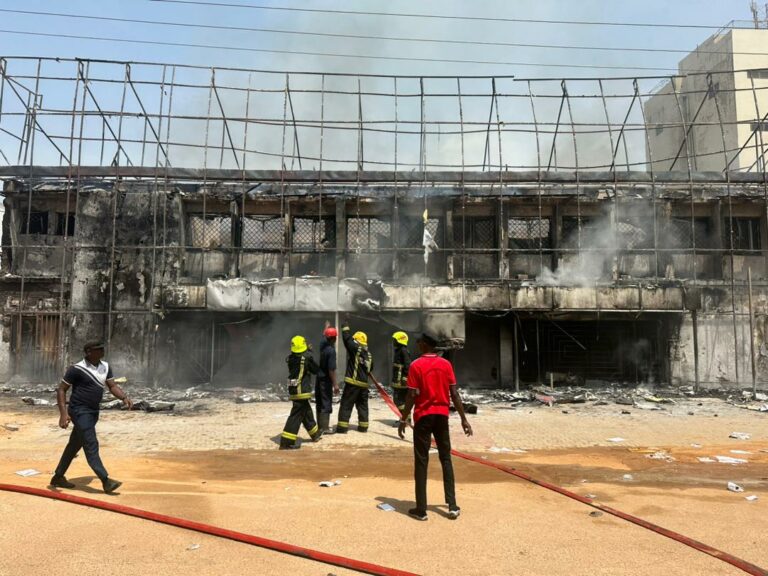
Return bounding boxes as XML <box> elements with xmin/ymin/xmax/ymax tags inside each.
<box><xmin>286</xmin><ymin>351</ymin><xmax>319</xmax><ymax>400</ymax></box>
<box><xmin>341</xmin><ymin>325</ymin><xmax>372</xmax><ymax>388</ymax></box>
<box><xmin>391</xmin><ymin>344</ymin><xmax>411</xmax><ymax>389</ymax></box>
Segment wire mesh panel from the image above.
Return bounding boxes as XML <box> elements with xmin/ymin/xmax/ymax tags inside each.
<box><xmin>508</xmin><ymin>218</ymin><xmax>552</xmax><ymax>250</ymax></box>
<box><xmin>454</xmin><ymin>217</ymin><xmax>497</xmax><ymax>279</ymax></box>
<box><xmin>187</xmin><ymin>214</ymin><xmax>232</xmax><ymax>248</ymax></box>
<box><xmin>241</xmin><ymin>215</ymin><xmax>284</xmax><ymax>250</ymax></box>
<box><xmin>292</xmin><ymin>217</ymin><xmax>336</xmax><ymax>251</ymax></box>
<box><xmin>668</xmin><ymin>217</ymin><xmax>712</xmax><ymax>249</ymax></box>
<box><xmin>347</xmin><ymin>217</ymin><xmax>392</xmax><ymax>250</ymax></box>
<box><xmin>726</xmin><ymin>217</ymin><xmax>762</xmax><ymax>252</ymax></box>
<box><xmin>617</xmin><ymin>219</ymin><xmax>652</xmax><ymax>249</ymax></box>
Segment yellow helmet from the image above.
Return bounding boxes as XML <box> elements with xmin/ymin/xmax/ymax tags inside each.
<box><xmin>393</xmin><ymin>331</ymin><xmax>408</xmax><ymax>346</ymax></box>
<box><xmin>291</xmin><ymin>335</ymin><xmax>308</xmax><ymax>354</ymax></box>
<box><xmin>353</xmin><ymin>331</ymin><xmax>368</xmax><ymax>347</ymax></box>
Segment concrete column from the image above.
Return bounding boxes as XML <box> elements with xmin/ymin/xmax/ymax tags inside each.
<box><xmin>445</xmin><ymin>205</ymin><xmax>454</xmax><ymax>281</ymax></box>
<box><xmin>499</xmin><ymin>318</ymin><xmax>515</xmax><ymax>388</ymax></box>
<box><xmin>282</xmin><ymin>200</ymin><xmax>291</xmax><ymax>278</ymax></box>
<box><xmin>552</xmin><ymin>203</ymin><xmax>562</xmax><ymax>272</ymax></box>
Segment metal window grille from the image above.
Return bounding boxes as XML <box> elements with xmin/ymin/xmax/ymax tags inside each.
<box><xmin>292</xmin><ymin>217</ymin><xmax>336</xmax><ymax>251</ymax></box>
<box><xmin>55</xmin><ymin>213</ymin><xmax>76</xmax><ymax>236</ymax></box>
<box><xmin>561</xmin><ymin>216</ymin><xmax>596</xmax><ymax>248</ymax></box>
<box><xmin>508</xmin><ymin>218</ymin><xmax>551</xmax><ymax>250</ymax></box>
<box><xmin>19</xmin><ymin>211</ymin><xmax>48</xmax><ymax>234</ymax></box>
<box><xmin>726</xmin><ymin>217</ymin><xmax>762</xmax><ymax>251</ymax></box>
<box><xmin>748</xmin><ymin>68</ymin><xmax>768</xmax><ymax>79</ymax></box>
<box><xmin>347</xmin><ymin>217</ymin><xmax>392</xmax><ymax>250</ymax></box>
<box><xmin>454</xmin><ymin>217</ymin><xmax>495</xmax><ymax>248</ymax></box>
<box><xmin>242</xmin><ymin>215</ymin><xmax>284</xmax><ymax>250</ymax></box>
<box><xmin>617</xmin><ymin>219</ymin><xmax>652</xmax><ymax>249</ymax></box>
<box><xmin>668</xmin><ymin>217</ymin><xmax>711</xmax><ymax>249</ymax></box>
<box><xmin>188</xmin><ymin>214</ymin><xmax>232</xmax><ymax>248</ymax></box>
<box><xmin>400</xmin><ymin>217</ymin><xmax>441</xmax><ymax>248</ymax></box>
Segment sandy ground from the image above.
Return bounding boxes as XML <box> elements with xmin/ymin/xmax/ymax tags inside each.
<box><xmin>1</xmin><ymin>394</ymin><xmax>767</xmax><ymax>576</ymax></box>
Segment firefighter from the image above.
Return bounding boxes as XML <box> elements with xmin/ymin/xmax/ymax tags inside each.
<box><xmin>280</xmin><ymin>335</ymin><xmax>323</xmax><ymax>450</ymax></box>
<box><xmin>391</xmin><ymin>331</ymin><xmax>411</xmax><ymax>418</ymax></box>
<box><xmin>315</xmin><ymin>324</ymin><xmax>339</xmax><ymax>434</ymax></box>
<box><xmin>335</xmin><ymin>322</ymin><xmax>372</xmax><ymax>434</ymax></box>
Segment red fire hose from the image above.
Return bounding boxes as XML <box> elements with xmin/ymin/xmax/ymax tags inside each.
<box><xmin>0</xmin><ymin>483</ymin><xmax>419</xmax><ymax>576</ymax></box>
<box><xmin>370</xmin><ymin>377</ymin><xmax>768</xmax><ymax>576</ymax></box>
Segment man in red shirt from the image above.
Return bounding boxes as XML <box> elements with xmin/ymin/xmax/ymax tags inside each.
<box><xmin>398</xmin><ymin>332</ymin><xmax>472</xmax><ymax>521</ymax></box>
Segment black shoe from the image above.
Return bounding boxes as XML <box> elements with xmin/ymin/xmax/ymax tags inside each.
<box><xmin>102</xmin><ymin>478</ymin><xmax>122</xmax><ymax>494</ymax></box>
<box><xmin>357</xmin><ymin>427</ymin><xmax>368</xmax><ymax>433</ymax></box>
<box><xmin>311</xmin><ymin>430</ymin><xmax>324</xmax><ymax>442</ymax></box>
<box><xmin>279</xmin><ymin>443</ymin><xmax>300</xmax><ymax>450</ymax></box>
<box><xmin>448</xmin><ymin>506</ymin><xmax>461</xmax><ymax>519</ymax></box>
<box><xmin>49</xmin><ymin>475</ymin><xmax>75</xmax><ymax>489</ymax></box>
<box><xmin>334</xmin><ymin>427</ymin><xmax>348</xmax><ymax>434</ymax></box>
<box><xmin>408</xmin><ymin>508</ymin><xmax>428</xmax><ymax>521</ymax></box>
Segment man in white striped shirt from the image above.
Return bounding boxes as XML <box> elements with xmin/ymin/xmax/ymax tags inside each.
<box><xmin>50</xmin><ymin>341</ymin><xmax>132</xmax><ymax>494</ymax></box>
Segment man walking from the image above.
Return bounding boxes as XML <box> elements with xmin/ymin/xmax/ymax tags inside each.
<box><xmin>335</xmin><ymin>322</ymin><xmax>372</xmax><ymax>434</ymax></box>
<box><xmin>391</xmin><ymin>331</ymin><xmax>411</xmax><ymax>417</ymax></box>
<box><xmin>315</xmin><ymin>323</ymin><xmax>339</xmax><ymax>434</ymax></box>
<box><xmin>398</xmin><ymin>333</ymin><xmax>473</xmax><ymax>521</ymax></box>
<box><xmin>51</xmin><ymin>341</ymin><xmax>132</xmax><ymax>494</ymax></box>
<box><xmin>280</xmin><ymin>335</ymin><xmax>323</xmax><ymax>449</ymax></box>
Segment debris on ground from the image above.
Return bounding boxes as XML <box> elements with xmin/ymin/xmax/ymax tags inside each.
<box><xmin>21</xmin><ymin>397</ymin><xmax>51</xmax><ymax>406</ymax></box>
<box><xmin>646</xmin><ymin>451</ymin><xmax>676</xmax><ymax>462</ymax></box>
<box><xmin>622</xmin><ymin>474</ymin><xmax>634</xmax><ymax>481</ymax></box>
<box><xmin>130</xmin><ymin>400</ymin><xmax>175</xmax><ymax>412</ymax></box>
<box><xmin>745</xmin><ymin>495</ymin><xmax>759</xmax><ymax>502</ymax></box>
<box><xmin>715</xmin><ymin>455</ymin><xmax>748</xmax><ymax>464</ymax></box>
<box><xmin>607</xmin><ymin>437</ymin><xmax>626</xmax><ymax>443</ymax></box>
<box><xmin>3</xmin><ymin>423</ymin><xmax>20</xmax><ymax>431</ymax></box>
<box><xmin>697</xmin><ymin>457</ymin><xmax>716</xmax><ymax>463</ymax></box>
<box><xmin>730</xmin><ymin>450</ymin><xmax>752</xmax><ymax>455</ymax></box>
<box><xmin>319</xmin><ymin>480</ymin><xmax>341</xmax><ymax>487</ymax></box>
<box><xmin>186</xmin><ymin>544</ymin><xmax>200</xmax><ymax>551</ymax></box>
<box><xmin>589</xmin><ymin>511</ymin><xmax>603</xmax><ymax>517</ymax></box>
<box><xmin>727</xmin><ymin>482</ymin><xmax>744</xmax><ymax>493</ymax></box>
<box><xmin>15</xmin><ymin>469</ymin><xmax>40</xmax><ymax>477</ymax></box>
<box><xmin>729</xmin><ymin>432</ymin><xmax>751</xmax><ymax>440</ymax></box>
<box><xmin>377</xmin><ymin>503</ymin><xmax>395</xmax><ymax>512</ymax></box>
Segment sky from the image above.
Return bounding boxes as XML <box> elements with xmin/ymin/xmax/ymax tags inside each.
<box><xmin>0</xmin><ymin>1</ymin><xmax>761</xmax><ymax>171</ymax></box>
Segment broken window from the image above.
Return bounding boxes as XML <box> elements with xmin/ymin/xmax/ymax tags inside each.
<box><xmin>187</xmin><ymin>214</ymin><xmax>232</xmax><ymax>248</ymax></box>
<box><xmin>725</xmin><ymin>217</ymin><xmax>762</xmax><ymax>252</ymax></box>
<box><xmin>55</xmin><ymin>213</ymin><xmax>76</xmax><ymax>236</ymax></box>
<box><xmin>617</xmin><ymin>218</ymin><xmax>653</xmax><ymax>249</ymax></box>
<box><xmin>668</xmin><ymin>217</ymin><xmax>712</xmax><ymax>249</ymax></box>
<box><xmin>292</xmin><ymin>217</ymin><xmax>336</xmax><ymax>251</ymax></box>
<box><xmin>347</xmin><ymin>217</ymin><xmax>391</xmax><ymax>250</ymax></box>
<box><xmin>241</xmin><ymin>215</ymin><xmax>284</xmax><ymax>250</ymax></box>
<box><xmin>19</xmin><ymin>211</ymin><xmax>48</xmax><ymax>234</ymax></box>
<box><xmin>508</xmin><ymin>217</ymin><xmax>551</xmax><ymax>251</ymax></box>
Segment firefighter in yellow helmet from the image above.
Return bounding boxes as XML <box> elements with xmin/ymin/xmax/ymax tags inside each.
<box><xmin>391</xmin><ymin>331</ymin><xmax>412</xmax><ymax>419</ymax></box>
<box><xmin>279</xmin><ymin>335</ymin><xmax>323</xmax><ymax>449</ymax></box>
<box><xmin>335</xmin><ymin>321</ymin><xmax>373</xmax><ymax>433</ymax></box>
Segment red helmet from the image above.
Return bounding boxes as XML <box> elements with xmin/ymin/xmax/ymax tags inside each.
<box><xmin>323</xmin><ymin>327</ymin><xmax>338</xmax><ymax>338</ymax></box>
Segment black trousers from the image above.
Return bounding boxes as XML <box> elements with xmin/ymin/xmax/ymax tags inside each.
<box><xmin>281</xmin><ymin>399</ymin><xmax>319</xmax><ymax>446</ymax></box>
<box><xmin>315</xmin><ymin>378</ymin><xmax>334</xmax><ymax>418</ymax></box>
<box><xmin>336</xmin><ymin>385</ymin><xmax>369</xmax><ymax>432</ymax></box>
<box><xmin>392</xmin><ymin>387</ymin><xmax>408</xmax><ymax>412</ymax></box>
<box><xmin>413</xmin><ymin>414</ymin><xmax>456</xmax><ymax>512</ymax></box>
<box><xmin>54</xmin><ymin>406</ymin><xmax>109</xmax><ymax>481</ymax></box>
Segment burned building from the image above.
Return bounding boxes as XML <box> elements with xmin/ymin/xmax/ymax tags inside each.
<box><xmin>0</xmin><ymin>57</ymin><xmax>767</xmax><ymax>390</ymax></box>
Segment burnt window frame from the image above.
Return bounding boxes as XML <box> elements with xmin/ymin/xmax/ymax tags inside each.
<box><xmin>453</xmin><ymin>216</ymin><xmax>497</xmax><ymax>250</ymax></box>
<box><xmin>725</xmin><ymin>217</ymin><xmax>762</xmax><ymax>253</ymax></box>
<box><xmin>508</xmin><ymin>217</ymin><xmax>552</xmax><ymax>251</ymax></box>
<box><xmin>19</xmin><ymin>211</ymin><xmax>49</xmax><ymax>235</ymax></box>
<box><xmin>186</xmin><ymin>213</ymin><xmax>234</xmax><ymax>249</ymax></box>
<box><xmin>291</xmin><ymin>215</ymin><xmax>336</xmax><ymax>252</ymax></box>
<box><xmin>54</xmin><ymin>212</ymin><xmax>76</xmax><ymax>237</ymax></box>
<box><xmin>346</xmin><ymin>215</ymin><xmax>392</xmax><ymax>251</ymax></box>
<box><xmin>240</xmin><ymin>214</ymin><xmax>285</xmax><ymax>251</ymax></box>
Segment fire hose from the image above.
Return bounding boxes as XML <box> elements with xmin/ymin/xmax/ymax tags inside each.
<box><xmin>0</xmin><ymin>482</ymin><xmax>419</xmax><ymax>576</ymax></box>
<box><xmin>368</xmin><ymin>375</ymin><xmax>768</xmax><ymax>576</ymax></box>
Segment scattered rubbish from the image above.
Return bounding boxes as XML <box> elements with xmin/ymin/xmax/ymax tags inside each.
<box><xmin>715</xmin><ymin>456</ymin><xmax>748</xmax><ymax>464</ymax></box>
<box><xmin>593</xmin><ymin>400</ymin><xmax>609</xmax><ymax>406</ymax></box>
<box><xmin>101</xmin><ymin>399</ymin><xmax>124</xmax><ymax>410</ymax></box>
<box><xmin>621</xmin><ymin>410</ymin><xmax>631</xmax><ymax>415</ymax></box>
<box><xmin>589</xmin><ymin>511</ymin><xmax>603</xmax><ymax>518</ymax></box>
<box><xmin>319</xmin><ymin>480</ymin><xmax>341</xmax><ymax>488</ymax></box>
<box><xmin>607</xmin><ymin>437</ymin><xmax>626</xmax><ymax>443</ymax></box>
<box><xmin>186</xmin><ymin>544</ymin><xmax>200</xmax><ymax>551</ymax></box>
<box><xmin>3</xmin><ymin>424</ymin><xmax>20</xmax><ymax>432</ymax></box>
<box><xmin>691</xmin><ymin>444</ymin><xmax>702</xmax><ymax>449</ymax></box>
<box><xmin>561</xmin><ymin>410</ymin><xmax>569</xmax><ymax>414</ymax></box>
<box><xmin>622</xmin><ymin>474</ymin><xmax>634</xmax><ymax>481</ymax></box>
<box><xmin>131</xmin><ymin>400</ymin><xmax>175</xmax><ymax>413</ymax></box>
<box><xmin>21</xmin><ymin>397</ymin><xmax>51</xmax><ymax>406</ymax></box>
<box><xmin>646</xmin><ymin>451</ymin><xmax>676</xmax><ymax>462</ymax></box>
<box><xmin>15</xmin><ymin>469</ymin><xmax>40</xmax><ymax>477</ymax></box>
<box><xmin>585</xmin><ymin>493</ymin><xmax>598</xmax><ymax>499</ymax></box>
<box><xmin>377</xmin><ymin>503</ymin><xmax>395</xmax><ymax>512</ymax></box>
<box><xmin>488</xmin><ymin>446</ymin><xmax>512</xmax><ymax>453</ymax></box>
<box><xmin>745</xmin><ymin>495</ymin><xmax>759</xmax><ymax>502</ymax></box>
<box><xmin>697</xmin><ymin>457</ymin><xmax>716</xmax><ymax>463</ymax></box>
<box><xmin>534</xmin><ymin>393</ymin><xmax>555</xmax><ymax>407</ymax></box>
<box><xmin>687</xmin><ymin>412</ymin><xmax>695</xmax><ymax>416</ymax></box>
<box><xmin>727</xmin><ymin>482</ymin><xmax>744</xmax><ymax>493</ymax></box>
<box><xmin>450</xmin><ymin>403</ymin><xmax>478</xmax><ymax>415</ymax></box>
<box><xmin>643</xmin><ymin>395</ymin><xmax>675</xmax><ymax>404</ymax></box>
<box><xmin>729</xmin><ymin>432</ymin><xmax>751</xmax><ymax>440</ymax></box>
<box><xmin>614</xmin><ymin>396</ymin><xmax>634</xmax><ymax>406</ymax></box>
<box><xmin>755</xmin><ymin>392</ymin><xmax>768</xmax><ymax>401</ymax></box>
<box><xmin>730</xmin><ymin>450</ymin><xmax>752</xmax><ymax>455</ymax></box>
